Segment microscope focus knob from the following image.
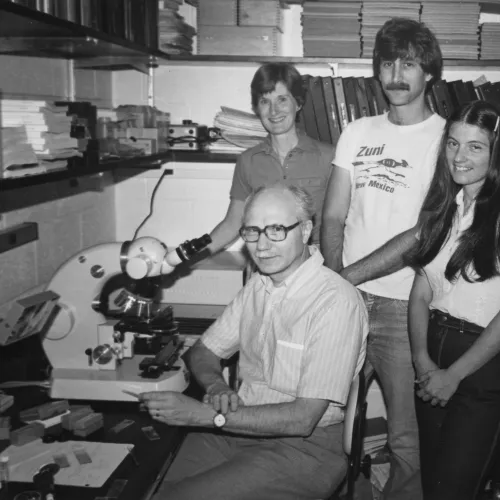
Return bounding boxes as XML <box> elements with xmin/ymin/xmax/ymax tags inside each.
<box><xmin>126</xmin><ymin>255</ymin><xmax>153</xmax><ymax>280</ymax></box>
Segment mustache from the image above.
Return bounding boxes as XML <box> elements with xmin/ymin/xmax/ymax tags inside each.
<box><xmin>386</xmin><ymin>82</ymin><xmax>410</xmax><ymax>91</ymax></box>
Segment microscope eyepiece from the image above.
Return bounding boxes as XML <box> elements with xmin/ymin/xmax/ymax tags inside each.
<box><xmin>177</xmin><ymin>234</ymin><xmax>212</xmax><ymax>262</ymax></box>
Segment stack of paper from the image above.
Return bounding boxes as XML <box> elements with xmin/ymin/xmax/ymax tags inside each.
<box><xmin>302</xmin><ymin>1</ymin><xmax>362</xmax><ymax>58</ymax></box>
<box><xmin>1</xmin><ymin>126</ymin><xmax>38</xmax><ymax>172</ymax></box>
<box><xmin>361</xmin><ymin>2</ymin><xmax>420</xmax><ymax>57</ymax></box>
<box><xmin>421</xmin><ymin>2</ymin><xmax>480</xmax><ymax>59</ymax></box>
<box><xmin>158</xmin><ymin>0</ymin><xmax>196</xmax><ymax>55</ymax></box>
<box><xmin>480</xmin><ymin>22</ymin><xmax>500</xmax><ymax>59</ymax></box>
<box><xmin>0</xmin><ymin>100</ymin><xmax>81</xmax><ymax>177</ymax></box>
<box><xmin>210</xmin><ymin>107</ymin><xmax>267</xmax><ymax>153</ymax></box>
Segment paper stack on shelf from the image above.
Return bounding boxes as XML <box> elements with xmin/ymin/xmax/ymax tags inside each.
<box><xmin>361</xmin><ymin>1</ymin><xmax>420</xmax><ymax>57</ymax></box>
<box><xmin>421</xmin><ymin>2</ymin><xmax>480</xmax><ymax>59</ymax></box>
<box><xmin>0</xmin><ymin>100</ymin><xmax>81</xmax><ymax>177</ymax></box>
<box><xmin>158</xmin><ymin>0</ymin><xmax>196</xmax><ymax>55</ymax></box>
<box><xmin>209</xmin><ymin>107</ymin><xmax>267</xmax><ymax>153</ymax></box>
<box><xmin>0</xmin><ymin>125</ymin><xmax>40</xmax><ymax>178</ymax></box>
<box><xmin>480</xmin><ymin>22</ymin><xmax>500</xmax><ymax>59</ymax></box>
<box><xmin>302</xmin><ymin>1</ymin><xmax>362</xmax><ymax>57</ymax></box>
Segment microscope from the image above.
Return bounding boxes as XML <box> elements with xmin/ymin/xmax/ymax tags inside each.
<box><xmin>38</xmin><ymin>234</ymin><xmax>211</xmax><ymax>401</ymax></box>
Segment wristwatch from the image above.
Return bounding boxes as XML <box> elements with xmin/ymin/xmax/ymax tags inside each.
<box><xmin>213</xmin><ymin>410</ymin><xmax>226</xmax><ymax>428</ymax></box>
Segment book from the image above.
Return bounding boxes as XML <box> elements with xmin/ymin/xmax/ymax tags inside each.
<box><xmin>333</xmin><ymin>77</ymin><xmax>349</xmax><ymax>131</ymax></box>
<box><xmin>369</xmin><ymin>78</ymin><xmax>389</xmax><ymax>115</ymax></box>
<box><xmin>354</xmin><ymin>77</ymin><xmax>370</xmax><ymax>118</ymax></box>
<box><xmin>364</xmin><ymin>76</ymin><xmax>378</xmax><ymax>116</ymax></box>
<box><xmin>300</xmin><ymin>75</ymin><xmax>320</xmax><ymax>140</ymax></box>
<box><xmin>309</xmin><ymin>76</ymin><xmax>332</xmax><ymax>144</ymax></box>
<box><xmin>432</xmin><ymin>79</ymin><xmax>455</xmax><ymax>119</ymax></box>
<box><xmin>342</xmin><ymin>77</ymin><xmax>360</xmax><ymax>123</ymax></box>
<box><xmin>320</xmin><ymin>76</ymin><xmax>341</xmax><ymax>145</ymax></box>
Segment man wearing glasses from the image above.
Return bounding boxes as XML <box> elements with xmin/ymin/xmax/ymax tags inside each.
<box><xmin>142</xmin><ymin>184</ymin><xmax>368</xmax><ymax>500</ymax></box>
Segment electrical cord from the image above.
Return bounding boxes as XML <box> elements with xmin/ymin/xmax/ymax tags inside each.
<box><xmin>132</xmin><ymin>169</ymin><xmax>168</xmax><ymax>240</ymax></box>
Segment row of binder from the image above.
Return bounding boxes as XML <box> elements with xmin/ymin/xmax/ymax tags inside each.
<box><xmin>298</xmin><ymin>75</ymin><xmax>499</xmax><ymax>146</ymax></box>
<box><xmin>297</xmin><ymin>75</ymin><xmax>389</xmax><ymax>145</ymax></box>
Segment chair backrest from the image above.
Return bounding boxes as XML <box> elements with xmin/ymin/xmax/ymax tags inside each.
<box><xmin>342</xmin><ymin>368</ymin><xmax>372</xmax><ymax>483</ymax></box>
<box><xmin>343</xmin><ymin>371</ymin><xmax>361</xmax><ymax>455</ymax></box>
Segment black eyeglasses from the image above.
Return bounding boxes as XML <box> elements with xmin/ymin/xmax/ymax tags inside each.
<box><xmin>239</xmin><ymin>221</ymin><xmax>301</xmax><ymax>243</ymax></box>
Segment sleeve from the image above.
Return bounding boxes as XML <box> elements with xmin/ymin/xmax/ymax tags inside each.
<box><xmin>332</xmin><ymin>120</ymin><xmax>362</xmax><ymax>182</ymax></box>
<box><xmin>201</xmin><ymin>285</ymin><xmax>247</xmax><ymax>359</ymax></box>
<box><xmin>296</xmin><ymin>294</ymin><xmax>368</xmax><ymax>405</ymax></box>
<box><xmin>229</xmin><ymin>154</ymin><xmax>252</xmax><ymax>201</ymax></box>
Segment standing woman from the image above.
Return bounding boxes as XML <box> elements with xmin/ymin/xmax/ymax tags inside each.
<box><xmin>207</xmin><ymin>63</ymin><xmax>334</xmax><ymax>254</ymax></box>
<box><xmin>408</xmin><ymin>100</ymin><xmax>500</xmax><ymax>500</ymax></box>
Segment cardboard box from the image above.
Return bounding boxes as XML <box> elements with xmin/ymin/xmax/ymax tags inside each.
<box><xmin>197</xmin><ymin>26</ymin><xmax>282</xmax><ymax>56</ymax></box>
<box><xmin>239</xmin><ymin>0</ymin><xmax>282</xmax><ymax>31</ymax></box>
<box><xmin>198</xmin><ymin>0</ymin><xmax>237</xmax><ymax>26</ymax></box>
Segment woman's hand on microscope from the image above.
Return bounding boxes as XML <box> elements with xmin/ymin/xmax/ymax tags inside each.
<box><xmin>203</xmin><ymin>380</ymin><xmax>243</xmax><ymax>415</ymax></box>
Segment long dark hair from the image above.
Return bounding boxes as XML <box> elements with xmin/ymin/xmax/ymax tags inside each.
<box><xmin>408</xmin><ymin>100</ymin><xmax>500</xmax><ymax>282</ymax></box>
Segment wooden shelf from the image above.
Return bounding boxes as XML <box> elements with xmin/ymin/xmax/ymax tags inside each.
<box><xmin>1</xmin><ymin>3</ymin><xmax>499</xmax><ymax>72</ymax></box>
<box><xmin>164</xmin><ymin>150</ymin><xmax>239</xmax><ymax>163</ymax></box>
<box><xmin>0</xmin><ymin>157</ymin><xmax>163</xmax><ymax>191</ymax></box>
<box><xmin>165</xmin><ymin>55</ymin><xmax>500</xmax><ymax>68</ymax></box>
<box><xmin>0</xmin><ymin>1</ymin><xmax>170</xmax><ymax>74</ymax></box>
<box><xmin>0</xmin><ymin>150</ymin><xmax>239</xmax><ymax>190</ymax></box>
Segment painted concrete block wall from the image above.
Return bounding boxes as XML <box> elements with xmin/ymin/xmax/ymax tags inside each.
<box><xmin>0</xmin><ymin>56</ymin><xmax>115</xmax><ymax>317</ymax></box>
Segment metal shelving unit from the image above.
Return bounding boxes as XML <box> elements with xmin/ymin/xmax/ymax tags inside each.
<box><xmin>1</xmin><ymin>1</ymin><xmax>499</xmax><ymax>190</ymax></box>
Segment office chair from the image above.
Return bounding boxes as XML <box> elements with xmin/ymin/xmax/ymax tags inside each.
<box><xmin>330</xmin><ymin>367</ymin><xmax>374</xmax><ymax>500</ymax></box>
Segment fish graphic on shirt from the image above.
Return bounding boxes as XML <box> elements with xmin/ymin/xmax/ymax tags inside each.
<box><xmin>353</xmin><ymin>158</ymin><xmax>412</xmax><ymax>189</ymax></box>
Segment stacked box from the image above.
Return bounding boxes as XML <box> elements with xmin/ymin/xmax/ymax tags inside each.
<box><xmin>10</xmin><ymin>422</ymin><xmax>45</xmax><ymax>446</ymax></box>
<box><xmin>19</xmin><ymin>400</ymin><xmax>69</xmax><ymax>422</ymax></box>
<box><xmin>73</xmin><ymin>412</ymin><xmax>104</xmax><ymax>437</ymax></box>
<box><xmin>198</xmin><ymin>26</ymin><xmax>281</xmax><ymax>56</ymax></box>
<box><xmin>198</xmin><ymin>0</ymin><xmax>237</xmax><ymax>26</ymax></box>
<box><xmin>61</xmin><ymin>406</ymin><xmax>94</xmax><ymax>431</ymax></box>
<box><xmin>196</xmin><ymin>0</ymin><xmax>283</xmax><ymax>56</ymax></box>
<box><xmin>0</xmin><ymin>417</ymin><xmax>10</xmax><ymax>440</ymax></box>
<box><xmin>239</xmin><ymin>0</ymin><xmax>282</xmax><ymax>31</ymax></box>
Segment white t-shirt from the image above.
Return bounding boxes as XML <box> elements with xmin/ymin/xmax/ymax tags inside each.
<box><xmin>426</xmin><ymin>190</ymin><xmax>500</xmax><ymax>328</ymax></box>
<box><xmin>335</xmin><ymin>112</ymin><xmax>446</xmax><ymax>300</ymax></box>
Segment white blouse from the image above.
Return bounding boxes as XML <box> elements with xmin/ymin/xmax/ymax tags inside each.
<box><xmin>424</xmin><ymin>190</ymin><xmax>500</xmax><ymax>328</ymax></box>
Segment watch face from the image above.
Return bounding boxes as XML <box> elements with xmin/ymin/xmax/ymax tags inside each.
<box><xmin>214</xmin><ymin>412</ymin><xmax>226</xmax><ymax>428</ymax></box>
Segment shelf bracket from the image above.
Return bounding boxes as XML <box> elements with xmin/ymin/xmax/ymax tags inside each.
<box><xmin>147</xmin><ymin>62</ymin><xmax>155</xmax><ymax>107</ymax></box>
<box><xmin>67</xmin><ymin>59</ymin><xmax>76</xmax><ymax>101</ymax></box>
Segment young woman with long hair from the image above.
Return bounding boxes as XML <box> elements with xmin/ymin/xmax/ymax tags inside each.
<box><xmin>408</xmin><ymin>100</ymin><xmax>500</xmax><ymax>500</ymax></box>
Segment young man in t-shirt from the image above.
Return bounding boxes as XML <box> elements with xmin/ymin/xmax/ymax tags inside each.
<box><xmin>321</xmin><ymin>18</ymin><xmax>445</xmax><ymax>500</ymax></box>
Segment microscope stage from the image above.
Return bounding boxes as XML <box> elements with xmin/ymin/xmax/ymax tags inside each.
<box><xmin>50</xmin><ymin>357</ymin><xmax>189</xmax><ymax>401</ymax></box>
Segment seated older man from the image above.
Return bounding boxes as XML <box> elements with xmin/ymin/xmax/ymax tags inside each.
<box><xmin>141</xmin><ymin>184</ymin><xmax>369</xmax><ymax>500</ymax></box>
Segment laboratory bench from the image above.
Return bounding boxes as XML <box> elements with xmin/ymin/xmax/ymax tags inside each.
<box><xmin>0</xmin><ymin>385</ymin><xmax>193</xmax><ymax>500</ymax></box>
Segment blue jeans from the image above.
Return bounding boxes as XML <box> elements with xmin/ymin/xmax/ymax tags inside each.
<box><xmin>416</xmin><ymin>311</ymin><xmax>500</xmax><ymax>500</ymax></box>
<box><xmin>362</xmin><ymin>292</ymin><xmax>422</xmax><ymax>500</ymax></box>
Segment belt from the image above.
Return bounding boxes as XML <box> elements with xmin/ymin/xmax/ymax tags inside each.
<box><xmin>430</xmin><ymin>310</ymin><xmax>483</xmax><ymax>335</ymax></box>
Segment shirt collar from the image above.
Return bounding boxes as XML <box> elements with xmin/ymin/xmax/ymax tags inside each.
<box><xmin>251</xmin><ymin>131</ymin><xmax>318</xmax><ymax>157</ymax></box>
<box><xmin>258</xmin><ymin>246</ymin><xmax>324</xmax><ymax>295</ymax></box>
<box><xmin>455</xmin><ymin>189</ymin><xmax>475</xmax><ymax>223</ymax></box>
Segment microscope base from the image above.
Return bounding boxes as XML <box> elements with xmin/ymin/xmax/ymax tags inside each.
<box><xmin>50</xmin><ymin>358</ymin><xmax>189</xmax><ymax>401</ymax></box>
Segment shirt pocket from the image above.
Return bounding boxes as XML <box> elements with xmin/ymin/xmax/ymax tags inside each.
<box><xmin>269</xmin><ymin>339</ymin><xmax>305</xmax><ymax>397</ymax></box>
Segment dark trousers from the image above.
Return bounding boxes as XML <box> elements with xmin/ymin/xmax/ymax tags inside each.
<box><xmin>415</xmin><ymin>311</ymin><xmax>500</xmax><ymax>500</ymax></box>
